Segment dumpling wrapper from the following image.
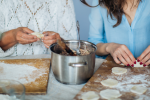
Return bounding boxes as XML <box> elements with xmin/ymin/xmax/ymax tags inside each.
<box><xmin>112</xmin><ymin>67</ymin><xmax>127</xmax><ymax>75</ymax></box>
<box><xmin>30</xmin><ymin>32</ymin><xmax>44</xmax><ymax>38</ymax></box>
<box><xmin>101</xmin><ymin>79</ymin><xmax>118</xmax><ymax>88</ymax></box>
<box><xmin>131</xmin><ymin>85</ymin><xmax>147</xmax><ymax>94</ymax></box>
<box><xmin>100</xmin><ymin>89</ymin><xmax>122</xmax><ymax>99</ymax></box>
<box><xmin>81</xmin><ymin>91</ymin><xmax>99</xmax><ymax>100</ymax></box>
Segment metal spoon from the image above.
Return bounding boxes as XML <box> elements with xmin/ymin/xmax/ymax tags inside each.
<box><xmin>76</xmin><ymin>21</ymin><xmax>81</xmax><ymax>55</ymax></box>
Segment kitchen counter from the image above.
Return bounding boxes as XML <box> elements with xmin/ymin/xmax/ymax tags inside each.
<box><xmin>0</xmin><ymin>54</ymin><xmax>105</xmax><ymax>100</ymax></box>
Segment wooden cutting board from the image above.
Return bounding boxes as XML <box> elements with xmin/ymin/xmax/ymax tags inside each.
<box><xmin>74</xmin><ymin>55</ymin><xmax>150</xmax><ymax>100</ymax></box>
<box><xmin>0</xmin><ymin>58</ymin><xmax>50</xmax><ymax>95</ymax></box>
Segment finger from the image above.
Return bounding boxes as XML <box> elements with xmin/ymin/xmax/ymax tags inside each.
<box><xmin>121</xmin><ymin>51</ymin><xmax>133</xmax><ymax>66</ymax></box>
<box><xmin>43</xmin><ymin>35</ymin><xmax>56</xmax><ymax>40</ymax></box>
<box><xmin>43</xmin><ymin>39</ymin><xmax>57</xmax><ymax>45</ymax></box>
<box><xmin>44</xmin><ymin>44</ymin><xmax>49</xmax><ymax>48</ymax></box>
<box><xmin>117</xmin><ymin>54</ymin><xmax>128</xmax><ymax>66</ymax></box>
<box><xmin>144</xmin><ymin>59</ymin><xmax>150</xmax><ymax>67</ymax></box>
<box><xmin>138</xmin><ymin>46</ymin><xmax>150</xmax><ymax>61</ymax></box>
<box><xmin>122</xmin><ymin>45</ymin><xmax>136</xmax><ymax>63</ymax></box>
<box><xmin>22</xmin><ymin>27</ymin><xmax>34</xmax><ymax>34</ymax></box>
<box><xmin>43</xmin><ymin>31</ymin><xmax>56</xmax><ymax>36</ymax></box>
<box><xmin>140</xmin><ymin>52</ymin><xmax>150</xmax><ymax>65</ymax></box>
<box><xmin>19</xmin><ymin>38</ymin><xmax>37</xmax><ymax>44</ymax></box>
<box><xmin>113</xmin><ymin>55</ymin><xmax>121</xmax><ymax>64</ymax></box>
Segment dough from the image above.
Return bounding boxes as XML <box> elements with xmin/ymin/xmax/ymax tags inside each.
<box><xmin>81</xmin><ymin>91</ymin><xmax>99</xmax><ymax>100</ymax></box>
<box><xmin>108</xmin><ymin>98</ymin><xmax>122</xmax><ymax>100</ymax></box>
<box><xmin>134</xmin><ymin>60</ymin><xmax>148</xmax><ymax>67</ymax></box>
<box><xmin>30</xmin><ymin>32</ymin><xmax>44</xmax><ymax>38</ymax></box>
<box><xmin>101</xmin><ymin>79</ymin><xmax>118</xmax><ymax>88</ymax></box>
<box><xmin>0</xmin><ymin>80</ymin><xmax>10</xmax><ymax>87</ymax></box>
<box><xmin>100</xmin><ymin>89</ymin><xmax>122</xmax><ymax>99</ymax></box>
<box><xmin>131</xmin><ymin>85</ymin><xmax>147</xmax><ymax>94</ymax></box>
<box><xmin>112</xmin><ymin>67</ymin><xmax>127</xmax><ymax>75</ymax></box>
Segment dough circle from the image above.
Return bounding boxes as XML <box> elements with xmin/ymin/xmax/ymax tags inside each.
<box><xmin>30</xmin><ymin>32</ymin><xmax>44</xmax><ymax>38</ymax></box>
<box><xmin>131</xmin><ymin>85</ymin><xmax>147</xmax><ymax>94</ymax></box>
<box><xmin>101</xmin><ymin>79</ymin><xmax>118</xmax><ymax>88</ymax></box>
<box><xmin>100</xmin><ymin>89</ymin><xmax>122</xmax><ymax>99</ymax></box>
<box><xmin>81</xmin><ymin>91</ymin><xmax>99</xmax><ymax>100</ymax></box>
<box><xmin>0</xmin><ymin>80</ymin><xmax>10</xmax><ymax>87</ymax></box>
<box><xmin>112</xmin><ymin>67</ymin><xmax>127</xmax><ymax>75</ymax></box>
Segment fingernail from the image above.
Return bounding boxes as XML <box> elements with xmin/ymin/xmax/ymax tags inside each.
<box><xmin>143</xmin><ymin>64</ymin><xmax>146</xmax><ymax>67</ymax></box>
<box><xmin>137</xmin><ymin>59</ymin><xmax>140</xmax><ymax>62</ymax></box>
<box><xmin>134</xmin><ymin>61</ymin><xmax>136</xmax><ymax>64</ymax></box>
<box><xmin>34</xmin><ymin>37</ymin><xmax>37</xmax><ymax>39</ymax></box>
<box><xmin>131</xmin><ymin>64</ymin><xmax>134</xmax><ymax>67</ymax></box>
<box><xmin>127</xmin><ymin>64</ymin><xmax>130</xmax><ymax>66</ymax></box>
<box><xmin>140</xmin><ymin>62</ymin><xmax>143</xmax><ymax>65</ymax></box>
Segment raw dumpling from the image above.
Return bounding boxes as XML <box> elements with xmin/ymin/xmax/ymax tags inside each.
<box><xmin>131</xmin><ymin>85</ymin><xmax>147</xmax><ymax>94</ymax></box>
<box><xmin>30</xmin><ymin>32</ymin><xmax>44</xmax><ymax>38</ymax></box>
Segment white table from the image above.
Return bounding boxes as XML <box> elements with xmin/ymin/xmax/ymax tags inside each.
<box><xmin>0</xmin><ymin>55</ymin><xmax>105</xmax><ymax>100</ymax></box>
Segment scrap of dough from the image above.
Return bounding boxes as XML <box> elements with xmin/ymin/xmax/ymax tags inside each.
<box><xmin>30</xmin><ymin>32</ymin><xmax>44</xmax><ymax>38</ymax></box>
<box><xmin>112</xmin><ymin>67</ymin><xmax>127</xmax><ymax>75</ymax></box>
<box><xmin>101</xmin><ymin>79</ymin><xmax>118</xmax><ymax>88</ymax></box>
<box><xmin>81</xmin><ymin>91</ymin><xmax>99</xmax><ymax>100</ymax></box>
<box><xmin>0</xmin><ymin>80</ymin><xmax>10</xmax><ymax>87</ymax></box>
<box><xmin>100</xmin><ymin>89</ymin><xmax>122</xmax><ymax>99</ymax></box>
<box><xmin>134</xmin><ymin>60</ymin><xmax>148</xmax><ymax>67</ymax></box>
<box><xmin>131</xmin><ymin>85</ymin><xmax>147</xmax><ymax>94</ymax></box>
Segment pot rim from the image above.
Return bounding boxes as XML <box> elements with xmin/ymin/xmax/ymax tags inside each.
<box><xmin>49</xmin><ymin>40</ymin><xmax>97</xmax><ymax>57</ymax></box>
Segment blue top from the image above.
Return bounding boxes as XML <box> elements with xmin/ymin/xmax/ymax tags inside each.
<box><xmin>88</xmin><ymin>0</ymin><xmax>150</xmax><ymax>58</ymax></box>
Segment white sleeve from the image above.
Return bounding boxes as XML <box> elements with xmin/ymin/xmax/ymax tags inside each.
<box><xmin>57</xmin><ymin>0</ymin><xmax>77</xmax><ymax>40</ymax></box>
<box><xmin>0</xmin><ymin>5</ymin><xmax>14</xmax><ymax>57</ymax></box>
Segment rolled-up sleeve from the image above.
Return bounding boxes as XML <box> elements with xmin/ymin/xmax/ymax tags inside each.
<box><xmin>88</xmin><ymin>0</ymin><xmax>105</xmax><ymax>45</ymax></box>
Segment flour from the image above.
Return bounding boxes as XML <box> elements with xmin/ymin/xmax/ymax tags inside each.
<box><xmin>0</xmin><ymin>62</ymin><xmax>46</xmax><ymax>84</ymax></box>
<box><xmin>0</xmin><ymin>94</ymin><xmax>19</xmax><ymax>100</ymax></box>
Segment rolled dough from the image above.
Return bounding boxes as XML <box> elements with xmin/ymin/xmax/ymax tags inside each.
<box><xmin>101</xmin><ymin>79</ymin><xmax>118</xmax><ymax>88</ymax></box>
<box><xmin>131</xmin><ymin>85</ymin><xmax>147</xmax><ymax>94</ymax></box>
<box><xmin>100</xmin><ymin>89</ymin><xmax>122</xmax><ymax>99</ymax></box>
<box><xmin>112</xmin><ymin>67</ymin><xmax>127</xmax><ymax>75</ymax></box>
<box><xmin>81</xmin><ymin>91</ymin><xmax>99</xmax><ymax>100</ymax></box>
<box><xmin>30</xmin><ymin>32</ymin><xmax>44</xmax><ymax>38</ymax></box>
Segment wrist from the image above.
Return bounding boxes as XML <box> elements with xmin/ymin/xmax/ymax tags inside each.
<box><xmin>106</xmin><ymin>43</ymin><xmax>113</xmax><ymax>53</ymax></box>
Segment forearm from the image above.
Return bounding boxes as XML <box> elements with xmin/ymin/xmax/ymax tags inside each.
<box><xmin>96</xmin><ymin>43</ymin><xmax>112</xmax><ymax>56</ymax></box>
<box><xmin>0</xmin><ymin>29</ymin><xmax>17</xmax><ymax>51</ymax></box>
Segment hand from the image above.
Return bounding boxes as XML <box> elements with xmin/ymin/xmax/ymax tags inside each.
<box><xmin>42</xmin><ymin>31</ymin><xmax>61</xmax><ymax>48</ymax></box>
<box><xmin>106</xmin><ymin>43</ymin><xmax>136</xmax><ymax>67</ymax></box>
<box><xmin>137</xmin><ymin>45</ymin><xmax>150</xmax><ymax>67</ymax></box>
<box><xmin>13</xmin><ymin>27</ymin><xmax>38</xmax><ymax>44</ymax></box>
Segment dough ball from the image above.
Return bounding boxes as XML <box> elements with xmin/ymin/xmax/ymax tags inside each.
<box><xmin>134</xmin><ymin>60</ymin><xmax>148</xmax><ymax>67</ymax></box>
<box><xmin>101</xmin><ymin>79</ymin><xmax>118</xmax><ymax>88</ymax></box>
<box><xmin>81</xmin><ymin>91</ymin><xmax>99</xmax><ymax>100</ymax></box>
<box><xmin>0</xmin><ymin>80</ymin><xmax>10</xmax><ymax>87</ymax></box>
<box><xmin>30</xmin><ymin>32</ymin><xmax>44</xmax><ymax>38</ymax></box>
<box><xmin>112</xmin><ymin>67</ymin><xmax>127</xmax><ymax>75</ymax></box>
<box><xmin>130</xmin><ymin>85</ymin><xmax>147</xmax><ymax>94</ymax></box>
<box><xmin>100</xmin><ymin>89</ymin><xmax>122</xmax><ymax>99</ymax></box>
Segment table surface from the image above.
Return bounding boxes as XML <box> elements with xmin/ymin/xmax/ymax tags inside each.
<box><xmin>0</xmin><ymin>54</ymin><xmax>105</xmax><ymax>100</ymax></box>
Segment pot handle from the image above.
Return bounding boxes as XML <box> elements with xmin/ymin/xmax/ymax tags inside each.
<box><xmin>69</xmin><ymin>62</ymin><xmax>87</xmax><ymax>67</ymax></box>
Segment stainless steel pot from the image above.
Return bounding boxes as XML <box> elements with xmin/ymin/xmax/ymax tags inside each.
<box><xmin>50</xmin><ymin>40</ymin><xmax>97</xmax><ymax>84</ymax></box>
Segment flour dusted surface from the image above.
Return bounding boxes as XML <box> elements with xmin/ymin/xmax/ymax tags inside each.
<box><xmin>0</xmin><ymin>62</ymin><xmax>46</xmax><ymax>84</ymax></box>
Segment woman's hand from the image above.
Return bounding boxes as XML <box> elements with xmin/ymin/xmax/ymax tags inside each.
<box><xmin>42</xmin><ymin>31</ymin><xmax>61</xmax><ymax>48</ymax></box>
<box><xmin>137</xmin><ymin>45</ymin><xmax>150</xmax><ymax>67</ymax></box>
<box><xmin>13</xmin><ymin>27</ymin><xmax>38</xmax><ymax>44</ymax></box>
<box><xmin>106</xmin><ymin>43</ymin><xmax>136</xmax><ymax>67</ymax></box>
